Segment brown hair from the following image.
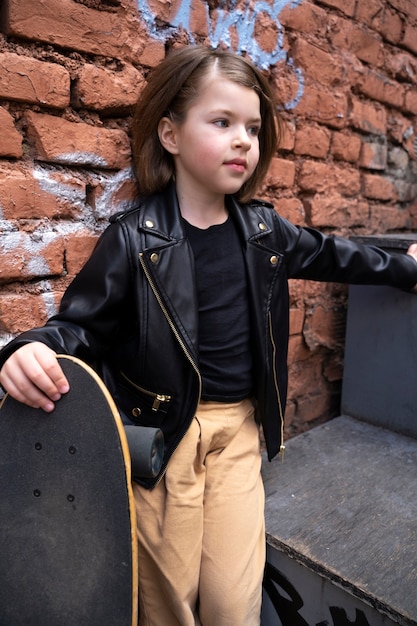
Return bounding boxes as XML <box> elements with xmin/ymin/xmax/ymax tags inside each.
<box><xmin>131</xmin><ymin>46</ymin><xmax>281</xmax><ymax>203</ymax></box>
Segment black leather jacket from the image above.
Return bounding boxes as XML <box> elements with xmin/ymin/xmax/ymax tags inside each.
<box><xmin>2</xmin><ymin>184</ymin><xmax>417</xmax><ymax>488</ymax></box>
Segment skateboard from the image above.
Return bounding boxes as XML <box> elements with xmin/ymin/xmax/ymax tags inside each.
<box><xmin>0</xmin><ymin>355</ymin><xmax>146</xmax><ymax>626</ymax></box>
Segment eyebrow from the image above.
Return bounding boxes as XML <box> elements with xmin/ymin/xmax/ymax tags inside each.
<box><xmin>209</xmin><ymin>108</ymin><xmax>262</xmax><ymax>123</ymax></box>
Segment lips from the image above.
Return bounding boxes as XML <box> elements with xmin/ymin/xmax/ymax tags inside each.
<box><xmin>225</xmin><ymin>158</ymin><xmax>247</xmax><ymax>172</ymax></box>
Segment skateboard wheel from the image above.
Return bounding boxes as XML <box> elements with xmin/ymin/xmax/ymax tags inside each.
<box><xmin>124</xmin><ymin>425</ymin><xmax>164</xmax><ymax>479</ymax></box>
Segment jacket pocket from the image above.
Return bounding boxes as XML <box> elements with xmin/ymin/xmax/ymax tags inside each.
<box><xmin>118</xmin><ymin>371</ymin><xmax>172</xmax><ymax>427</ymax></box>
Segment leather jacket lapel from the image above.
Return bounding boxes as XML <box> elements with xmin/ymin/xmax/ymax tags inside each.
<box><xmin>138</xmin><ymin>185</ymin><xmax>199</xmax><ymax>363</ymax></box>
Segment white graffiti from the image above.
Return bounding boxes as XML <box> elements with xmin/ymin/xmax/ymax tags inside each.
<box><xmin>136</xmin><ymin>0</ymin><xmax>304</xmax><ymax>108</ymax></box>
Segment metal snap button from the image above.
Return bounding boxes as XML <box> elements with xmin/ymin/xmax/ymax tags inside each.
<box><xmin>150</xmin><ymin>253</ymin><xmax>159</xmax><ymax>264</ymax></box>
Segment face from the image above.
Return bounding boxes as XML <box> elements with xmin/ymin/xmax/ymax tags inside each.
<box><xmin>158</xmin><ymin>72</ymin><xmax>261</xmax><ymax>204</ymax></box>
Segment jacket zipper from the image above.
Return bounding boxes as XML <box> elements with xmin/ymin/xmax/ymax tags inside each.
<box><xmin>139</xmin><ymin>252</ymin><xmax>202</xmax><ymax>482</ymax></box>
<box><xmin>120</xmin><ymin>371</ymin><xmax>172</xmax><ymax>412</ymax></box>
<box><xmin>268</xmin><ymin>311</ymin><xmax>285</xmax><ymax>461</ymax></box>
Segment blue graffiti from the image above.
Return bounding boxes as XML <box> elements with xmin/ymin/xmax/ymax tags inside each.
<box><xmin>136</xmin><ymin>0</ymin><xmax>304</xmax><ymax>109</ymax></box>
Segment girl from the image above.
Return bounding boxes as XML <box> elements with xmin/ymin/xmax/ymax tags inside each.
<box><xmin>1</xmin><ymin>46</ymin><xmax>417</xmax><ymax>625</ymax></box>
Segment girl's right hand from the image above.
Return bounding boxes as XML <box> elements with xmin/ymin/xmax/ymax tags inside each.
<box><xmin>0</xmin><ymin>342</ymin><xmax>70</xmax><ymax>413</ymax></box>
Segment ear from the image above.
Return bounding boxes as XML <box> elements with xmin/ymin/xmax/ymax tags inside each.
<box><xmin>158</xmin><ymin>117</ymin><xmax>180</xmax><ymax>155</ymax></box>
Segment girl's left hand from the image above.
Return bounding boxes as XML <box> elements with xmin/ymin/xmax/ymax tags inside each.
<box><xmin>406</xmin><ymin>243</ymin><xmax>417</xmax><ymax>292</ymax></box>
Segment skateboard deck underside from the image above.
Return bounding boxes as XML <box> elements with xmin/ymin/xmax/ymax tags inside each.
<box><xmin>0</xmin><ymin>356</ymin><xmax>138</xmax><ymax>626</ymax></box>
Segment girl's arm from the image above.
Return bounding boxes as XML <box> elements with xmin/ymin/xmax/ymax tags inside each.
<box><xmin>280</xmin><ymin>217</ymin><xmax>417</xmax><ymax>290</ymax></box>
<box><xmin>0</xmin><ymin>218</ymin><xmax>136</xmax><ymax>411</ymax></box>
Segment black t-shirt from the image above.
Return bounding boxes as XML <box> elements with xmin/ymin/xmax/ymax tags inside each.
<box><xmin>184</xmin><ymin>216</ymin><xmax>253</xmax><ymax>401</ymax></box>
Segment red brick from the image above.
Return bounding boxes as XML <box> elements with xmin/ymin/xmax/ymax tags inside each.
<box><xmin>279</xmin><ymin>121</ymin><xmax>296</xmax><ymax>151</ymax></box>
<box><xmin>273</xmin><ymin>68</ymin><xmax>305</xmax><ymax>115</ymax></box>
<box><xmin>254</xmin><ymin>11</ymin><xmax>281</xmax><ymax>54</ymax></box>
<box><xmin>409</xmin><ymin>201</ymin><xmax>417</xmax><ymax>230</ymax></box>
<box><xmin>279</xmin><ymin>2</ymin><xmax>327</xmax><ymax>35</ymax></box>
<box><xmin>145</xmin><ymin>0</ymin><xmax>171</xmax><ymax>23</ymax></box>
<box><xmin>157</xmin><ymin>0</ymin><xmax>208</xmax><ymax>37</ymax></box>
<box><xmin>389</xmin><ymin>146</ymin><xmax>410</xmax><ymax>171</ymax></box>
<box><xmin>362</xmin><ymin>173</ymin><xmax>398</xmax><ymax>201</ymax></box>
<box><xmin>378</xmin><ymin>8</ymin><xmax>403</xmax><ymax>44</ymax></box>
<box><xmin>403</xmin><ymin>130</ymin><xmax>417</xmax><ymax>161</ymax></box>
<box><xmin>331</xmin><ymin>131</ymin><xmax>361</xmax><ymax>163</ymax></box>
<box><xmin>86</xmin><ymin>170</ymin><xmax>139</xmax><ymax>219</ymax></box>
<box><xmin>360</xmin><ymin>141</ymin><xmax>387</xmax><ymax>170</ymax></box>
<box><xmin>288</xmin><ymin>354</ymin><xmax>324</xmax><ymax>400</ymax></box>
<box><xmin>306</xmin><ymin>194</ymin><xmax>369</xmax><ymax>229</ymax></box>
<box><xmin>4</xmin><ymin>0</ymin><xmax>142</xmax><ymax>62</ymax></box>
<box><xmin>0</xmin><ymin>52</ymin><xmax>70</xmax><ymax>108</ymax></box>
<box><xmin>137</xmin><ymin>40</ymin><xmax>166</xmax><ymax>68</ymax></box>
<box><xmin>385</xmin><ymin>51</ymin><xmax>417</xmax><ymax>85</ymax></box>
<box><xmin>298</xmin><ymin>161</ymin><xmax>360</xmax><ymax>196</ymax></box>
<box><xmin>358</xmin><ymin>71</ymin><xmax>405</xmax><ymax>109</ymax></box>
<box><xmin>387</xmin><ymin>111</ymin><xmax>414</xmax><ymax>145</ymax></box>
<box><xmin>0</xmin><ymin>294</ymin><xmax>49</xmax><ymax>333</ymax></box>
<box><xmin>294</xmin><ymin>124</ymin><xmax>331</xmax><ymax>158</ymax></box>
<box><xmin>25</xmin><ymin>111</ymin><xmax>131</xmax><ymax>170</ymax></box>
<box><xmin>275</xmin><ymin>198</ymin><xmax>305</xmax><ymax>223</ymax></box>
<box><xmin>355</xmin><ymin>0</ymin><xmax>384</xmax><ymax>28</ymax></box>
<box><xmin>291</xmin><ymin>39</ymin><xmax>344</xmax><ymax>86</ymax></box>
<box><xmin>0</xmin><ymin>166</ymin><xmax>86</xmax><ymax>219</ymax></box>
<box><xmin>388</xmin><ymin>0</ymin><xmax>417</xmax><ymax>20</ymax></box>
<box><xmin>316</xmin><ymin>0</ymin><xmax>355</xmax><ymax>17</ymax></box>
<box><xmin>303</xmin><ymin>304</ymin><xmax>346</xmax><ymax>350</ymax></box>
<box><xmin>64</xmin><ymin>232</ymin><xmax>98</xmax><ymax>276</ymax></box>
<box><xmin>330</xmin><ymin>19</ymin><xmax>383</xmax><ymax>65</ymax></box>
<box><xmin>287</xmin><ymin>335</ymin><xmax>310</xmax><ymax>364</ymax></box>
<box><xmin>323</xmin><ymin>357</ymin><xmax>344</xmax><ymax>383</ymax></box>
<box><xmin>187</xmin><ymin>0</ymin><xmax>209</xmax><ymax>37</ymax></box>
<box><xmin>73</xmin><ymin>63</ymin><xmax>145</xmax><ymax>113</ymax></box>
<box><xmin>266</xmin><ymin>157</ymin><xmax>296</xmax><ymax>189</ymax></box>
<box><xmin>394</xmin><ymin>180</ymin><xmax>417</xmax><ymax>203</ymax></box>
<box><xmin>109</xmin><ymin>176</ymin><xmax>139</xmax><ymax>212</ymax></box>
<box><xmin>294</xmin><ymin>390</ymin><xmax>335</xmax><ymax>424</ymax></box>
<box><xmin>354</xmin><ymin>0</ymin><xmax>402</xmax><ymax>45</ymax></box>
<box><xmin>289</xmin><ymin>307</ymin><xmax>305</xmax><ymax>336</ymax></box>
<box><xmin>0</xmin><ymin>232</ymin><xmax>65</xmax><ymax>283</ymax></box>
<box><xmin>350</xmin><ymin>98</ymin><xmax>387</xmax><ymax>135</ymax></box>
<box><xmin>369</xmin><ymin>205</ymin><xmax>411</xmax><ymax>231</ymax></box>
<box><xmin>0</xmin><ymin>108</ymin><xmax>22</xmax><ymax>158</ymax></box>
<box><xmin>403</xmin><ymin>24</ymin><xmax>417</xmax><ymax>55</ymax></box>
<box><xmin>404</xmin><ymin>89</ymin><xmax>417</xmax><ymax>115</ymax></box>
<box><xmin>294</xmin><ymin>85</ymin><xmax>348</xmax><ymax>129</ymax></box>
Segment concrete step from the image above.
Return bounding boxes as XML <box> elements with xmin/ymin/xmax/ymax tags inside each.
<box><xmin>262</xmin><ymin>415</ymin><xmax>417</xmax><ymax>626</ymax></box>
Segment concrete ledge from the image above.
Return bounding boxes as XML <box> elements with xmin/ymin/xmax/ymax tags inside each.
<box><xmin>262</xmin><ymin>415</ymin><xmax>417</xmax><ymax>625</ymax></box>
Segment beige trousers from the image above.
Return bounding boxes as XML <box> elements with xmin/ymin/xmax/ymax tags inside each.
<box><xmin>133</xmin><ymin>398</ymin><xmax>265</xmax><ymax>626</ymax></box>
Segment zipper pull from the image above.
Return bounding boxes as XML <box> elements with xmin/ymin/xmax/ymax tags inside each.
<box><xmin>152</xmin><ymin>394</ymin><xmax>171</xmax><ymax>412</ymax></box>
<box><xmin>152</xmin><ymin>396</ymin><xmax>162</xmax><ymax>412</ymax></box>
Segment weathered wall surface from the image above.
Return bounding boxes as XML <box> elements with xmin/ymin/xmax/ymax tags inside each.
<box><xmin>1</xmin><ymin>0</ymin><xmax>417</xmax><ymax>437</ymax></box>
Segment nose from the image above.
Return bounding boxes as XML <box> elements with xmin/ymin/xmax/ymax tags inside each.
<box><xmin>233</xmin><ymin>126</ymin><xmax>252</xmax><ymax>150</ymax></box>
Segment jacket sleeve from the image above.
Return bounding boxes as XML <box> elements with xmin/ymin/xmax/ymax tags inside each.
<box><xmin>0</xmin><ymin>220</ymin><xmax>135</xmax><ymax>368</ymax></box>
<box><xmin>277</xmin><ymin>216</ymin><xmax>417</xmax><ymax>290</ymax></box>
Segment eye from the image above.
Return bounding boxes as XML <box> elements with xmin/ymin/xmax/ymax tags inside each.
<box><xmin>213</xmin><ymin>119</ymin><xmax>229</xmax><ymax>128</ymax></box>
<box><xmin>248</xmin><ymin>125</ymin><xmax>261</xmax><ymax>137</ymax></box>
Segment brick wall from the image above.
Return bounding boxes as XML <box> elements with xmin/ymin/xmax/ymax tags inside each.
<box><xmin>1</xmin><ymin>0</ymin><xmax>416</xmax><ymax>438</ymax></box>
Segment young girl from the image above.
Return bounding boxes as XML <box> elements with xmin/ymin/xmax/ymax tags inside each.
<box><xmin>1</xmin><ymin>46</ymin><xmax>417</xmax><ymax>625</ymax></box>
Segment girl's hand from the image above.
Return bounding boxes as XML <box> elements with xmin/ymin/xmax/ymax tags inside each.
<box><xmin>0</xmin><ymin>342</ymin><xmax>70</xmax><ymax>413</ymax></box>
<box><xmin>407</xmin><ymin>243</ymin><xmax>417</xmax><ymax>293</ymax></box>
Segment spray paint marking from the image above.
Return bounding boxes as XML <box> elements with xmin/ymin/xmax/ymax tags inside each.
<box><xmin>136</xmin><ymin>0</ymin><xmax>304</xmax><ymax>108</ymax></box>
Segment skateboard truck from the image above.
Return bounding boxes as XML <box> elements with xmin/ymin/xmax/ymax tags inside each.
<box><xmin>124</xmin><ymin>425</ymin><xmax>164</xmax><ymax>479</ymax></box>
